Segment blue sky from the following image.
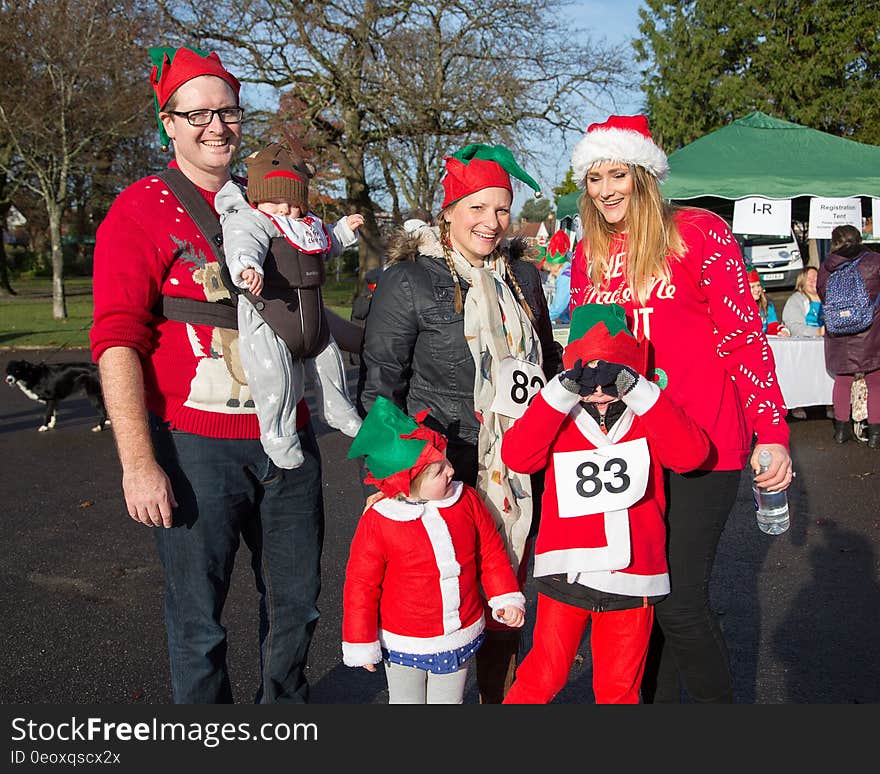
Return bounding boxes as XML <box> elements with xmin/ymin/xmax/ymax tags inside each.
<box><xmin>515</xmin><ymin>0</ymin><xmax>646</xmax><ymax>212</ymax></box>
<box><xmin>242</xmin><ymin>1</ymin><xmax>647</xmax><ymax>214</ymax></box>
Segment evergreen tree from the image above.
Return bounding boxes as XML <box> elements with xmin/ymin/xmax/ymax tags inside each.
<box><xmin>553</xmin><ymin>168</ymin><xmax>580</xmax><ymax>200</ymax></box>
<box><xmin>520</xmin><ymin>197</ymin><xmax>553</xmax><ymax>223</ymax></box>
<box><xmin>635</xmin><ymin>0</ymin><xmax>880</xmax><ymax>150</ymax></box>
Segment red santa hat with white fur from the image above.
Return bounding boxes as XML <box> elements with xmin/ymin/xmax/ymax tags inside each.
<box><xmin>570</xmin><ymin>114</ymin><xmax>669</xmax><ymax>184</ymax></box>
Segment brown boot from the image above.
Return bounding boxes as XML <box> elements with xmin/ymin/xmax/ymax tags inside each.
<box><xmin>475</xmin><ymin>629</ymin><xmax>521</xmax><ymax>704</ymax></box>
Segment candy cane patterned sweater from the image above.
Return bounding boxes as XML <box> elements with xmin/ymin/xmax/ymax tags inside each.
<box><xmin>569</xmin><ymin>208</ymin><xmax>789</xmax><ymax>470</ymax></box>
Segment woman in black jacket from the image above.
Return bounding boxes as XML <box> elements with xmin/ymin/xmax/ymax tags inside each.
<box><xmin>357</xmin><ymin>144</ymin><xmax>562</xmax><ymax>702</ymax></box>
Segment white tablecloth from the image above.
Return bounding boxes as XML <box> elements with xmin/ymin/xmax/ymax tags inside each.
<box><xmin>768</xmin><ymin>336</ymin><xmax>834</xmax><ymax>408</ymax></box>
<box><xmin>550</xmin><ymin>326</ymin><xmax>834</xmax><ymax>408</ymax></box>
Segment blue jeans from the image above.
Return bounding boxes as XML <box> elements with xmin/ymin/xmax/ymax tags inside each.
<box><xmin>151</xmin><ymin>416</ymin><xmax>324</xmax><ymax>704</ymax></box>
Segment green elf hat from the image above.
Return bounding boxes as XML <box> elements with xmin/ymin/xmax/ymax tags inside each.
<box><xmin>534</xmin><ymin>244</ymin><xmax>549</xmax><ymax>269</ymax></box>
<box><xmin>544</xmin><ymin>229</ymin><xmax>571</xmax><ymax>265</ymax></box>
<box><xmin>564</xmin><ymin>303</ymin><xmax>649</xmax><ymax>374</ymax></box>
<box><xmin>441</xmin><ymin>143</ymin><xmax>541</xmax><ymax>209</ymax></box>
<box><xmin>149</xmin><ymin>45</ymin><xmax>241</xmax><ymax>152</ymax></box>
<box><xmin>347</xmin><ymin>396</ymin><xmax>448</xmax><ymax>499</ymax></box>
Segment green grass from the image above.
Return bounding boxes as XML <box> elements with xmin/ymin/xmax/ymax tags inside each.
<box><xmin>0</xmin><ymin>275</ymin><xmax>357</xmax><ymax>350</ymax></box>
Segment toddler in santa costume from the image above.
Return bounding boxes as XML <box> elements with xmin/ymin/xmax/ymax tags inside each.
<box><xmin>342</xmin><ymin>396</ymin><xmax>525</xmax><ymax>704</ymax></box>
<box><xmin>217</xmin><ymin>141</ymin><xmax>365</xmax><ymax>469</ymax></box>
<box><xmin>501</xmin><ymin>303</ymin><xmax>710</xmax><ymax>704</ymax></box>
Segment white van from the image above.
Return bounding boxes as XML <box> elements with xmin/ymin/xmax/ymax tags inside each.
<box><xmin>734</xmin><ymin>229</ymin><xmax>804</xmax><ymax>290</ymax></box>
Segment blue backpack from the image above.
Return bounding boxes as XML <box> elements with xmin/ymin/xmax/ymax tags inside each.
<box><xmin>823</xmin><ymin>253</ymin><xmax>880</xmax><ymax>336</ymax></box>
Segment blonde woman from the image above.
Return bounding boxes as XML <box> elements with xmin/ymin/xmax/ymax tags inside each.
<box><xmin>357</xmin><ymin>144</ymin><xmax>562</xmax><ymax>702</ymax></box>
<box><xmin>568</xmin><ymin>115</ymin><xmax>792</xmax><ymax>703</ymax></box>
<box><xmin>783</xmin><ymin>266</ymin><xmax>825</xmax><ymax>337</ymax></box>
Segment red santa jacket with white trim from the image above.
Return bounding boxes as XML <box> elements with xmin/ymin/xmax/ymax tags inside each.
<box><xmin>342</xmin><ymin>482</ymin><xmax>525</xmax><ymax>667</ymax></box>
<box><xmin>501</xmin><ymin>376</ymin><xmax>710</xmax><ymax>598</ymax></box>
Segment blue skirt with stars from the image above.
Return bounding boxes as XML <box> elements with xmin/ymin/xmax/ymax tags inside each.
<box><xmin>382</xmin><ymin>632</ymin><xmax>485</xmax><ymax>674</ymax></box>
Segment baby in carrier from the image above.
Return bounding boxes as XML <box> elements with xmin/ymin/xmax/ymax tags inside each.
<box><xmin>217</xmin><ymin>141</ymin><xmax>364</xmax><ymax>468</ymax></box>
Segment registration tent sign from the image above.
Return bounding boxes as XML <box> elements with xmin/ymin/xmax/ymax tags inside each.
<box><xmin>808</xmin><ymin>197</ymin><xmax>862</xmax><ymax>239</ymax></box>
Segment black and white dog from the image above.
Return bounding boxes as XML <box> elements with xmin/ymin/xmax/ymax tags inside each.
<box><xmin>5</xmin><ymin>359</ymin><xmax>110</xmax><ymax>432</ymax></box>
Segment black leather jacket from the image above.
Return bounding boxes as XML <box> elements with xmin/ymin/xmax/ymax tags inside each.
<box><xmin>356</xmin><ymin>232</ymin><xmax>563</xmax><ymax>447</ymax></box>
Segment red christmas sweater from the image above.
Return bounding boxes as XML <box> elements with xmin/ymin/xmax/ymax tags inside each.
<box><xmin>570</xmin><ymin>208</ymin><xmax>789</xmax><ymax>470</ymax></box>
<box><xmin>90</xmin><ymin>163</ymin><xmax>308</xmax><ymax>438</ymax></box>
<box><xmin>342</xmin><ymin>482</ymin><xmax>525</xmax><ymax>667</ymax></box>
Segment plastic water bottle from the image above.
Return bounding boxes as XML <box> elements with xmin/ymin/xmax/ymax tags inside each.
<box><xmin>752</xmin><ymin>449</ymin><xmax>790</xmax><ymax>535</ymax></box>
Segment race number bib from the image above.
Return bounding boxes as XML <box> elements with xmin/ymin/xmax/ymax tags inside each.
<box><xmin>490</xmin><ymin>357</ymin><xmax>546</xmax><ymax>419</ymax></box>
<box><xmin>553</xmin><ymin>438</ymin><xmax>650</xmax><ymax>517</ymax></box>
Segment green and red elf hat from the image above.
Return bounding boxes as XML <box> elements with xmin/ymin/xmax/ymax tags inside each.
<box><xmin>149</xmin><ymin>46</ymin><xmax>241</xmax><ymax>152</ymax></box>
<box><xmin>544</xmin><ymin>229</ymin><xmax>571</xmax><ymax>265</ymax></box>
<box><xmin>441</xmin><ymin>143</ymin><xmax>542</xmax><ymax>209</ymax></box>
<box><xmin>746</xmin><ymin>265</ymin><xmax>762</xmax><ymax>284</ymax></box>
<box><xmin>564</xmin><ymin>303</ymin><xmax>649</xmax><ymax>374</ymax></box>
<box><xmin>347</xmin><ymin>396</ymin><xmax>448</xmax><ymax>499</ymax></box>
<box><xmin>534</xmin><ymin>244</ymin><xmax>548</xmax><ymax>269</ymax></box>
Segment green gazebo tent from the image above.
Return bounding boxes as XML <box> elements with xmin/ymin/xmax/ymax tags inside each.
<box><xmin>556</xmin><ymin>190</ymin><xmax>582</xmax><ymax>221</ymax></box>
<box><xmin>661</xmin><ymin>111</ymin><xmax>880</xmax><ymax>209</ymax></box>
<box><xmin>554</xmin><ymin>111</ymin><xmax>880</xmax><ymax>222</ymax></box>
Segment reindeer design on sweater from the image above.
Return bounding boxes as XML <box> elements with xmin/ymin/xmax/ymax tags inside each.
<box><xmin>176</xmin><ymin>238</ymin><xmax>253</xmax><ymax>409</ymax></box>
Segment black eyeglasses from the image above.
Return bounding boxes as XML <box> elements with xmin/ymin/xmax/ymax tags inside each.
<box><xmin>167</xmin><ymin>107</ymin><xmax>245</xmax><ymax>127</ymax></box>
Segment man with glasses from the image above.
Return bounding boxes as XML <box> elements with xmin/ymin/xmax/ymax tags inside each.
<box><xmin>167</xmin><ymin>106</ymin><xmax>245</xmax><ymax>127</ymax></box>
<box><xmin>90</xmin><ymin>46</ymin><xmax>325</xmax><ymax>704</ymax></box>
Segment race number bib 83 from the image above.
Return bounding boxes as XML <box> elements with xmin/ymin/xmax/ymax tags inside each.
<box><xmin>553</xmin><ymin>438</ymin><xmax>650</xmax><ymax>517</ymax></box>
<box><xmin>490</xmin><ymin>357</ymin><xmax>546</xmax><ymax>419</ymax></box>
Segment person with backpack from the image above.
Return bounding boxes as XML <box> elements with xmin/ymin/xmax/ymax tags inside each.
<box><xmin>817</xmin><ymin>225</ymin><xmax>880</xmax><ymax>448</ymax></box>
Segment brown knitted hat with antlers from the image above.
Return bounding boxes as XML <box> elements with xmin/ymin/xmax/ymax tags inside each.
<box><xmin>245</xmin><ymin>142</ymin><xmax>316</xmax><ymax>212</ymax></box>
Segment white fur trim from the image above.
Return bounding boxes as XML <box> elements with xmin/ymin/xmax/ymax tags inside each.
<box><xmin>569</xmin><ymin>568</ymin><xmax>670</xmax><ymax>597</ymax></box>
<box><xmin>428</xmin><ymin>480</ymin><xmax>464</xmax><ymax>509</ymax></box>
<box><xmin>533</xmin><ymin>509</ymin><xmax>632</xmax><ymax>575</ymax></box>
<box><xmin>620</xmin><ymin>377</ymin><xmax>660</xmax><ymax>415</ymax></box>
<box><xmin>379</xmin><ymin>616</ymin><xmax>485</xmax><ymax>655</ymax></box>
<box><xmin>488</xmin><ymin>592</ymin><xmax>526</xmax><ymax>622</ymax></box>
<box><xmin>372</xmin><ymin>481</ymin><xmax>464</xmax><ymax>521</ymax></box>
<box><xmin>571</xmin><ymin>128</ymin><xmax>669</xmax><ymax>183</ymax></box>
<box><xmin>372</xmin><ymin>498</ymin><xmax>424</xmax><ymax>521</ymax></box>
<box><xmin>544</xmin><ymin>375</ymin><xmax>583</xmax><ymax>414</ymax></box>
<box><xmin>421</xmin><ymin>505</ymin><xmax>462</xmax><ymax>635</ymax></box>
<box><xmin>342</xmin><ymin>639</ymin><xmax>382</xmax><ymax>667</ymax></box>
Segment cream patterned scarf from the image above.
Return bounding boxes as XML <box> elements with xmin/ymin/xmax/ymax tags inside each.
<box><xmin>450</xmin><ymin>249</ymin><xmax>543</xmax><ymax>572</ymax></box>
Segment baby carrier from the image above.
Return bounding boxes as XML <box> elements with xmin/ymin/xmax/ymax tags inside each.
<box><xmin>153</xmin><ymin>168</ymin><xmax>330</xmax><ymax>358</ymax></box>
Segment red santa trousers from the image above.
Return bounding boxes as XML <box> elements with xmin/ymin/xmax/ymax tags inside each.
<box><xmin>503</xmin><ymin>593</ymin><xmax>653</xmax><ymax>704</ymax></box>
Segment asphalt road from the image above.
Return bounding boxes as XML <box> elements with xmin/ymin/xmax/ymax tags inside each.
<box><xmin>1</xmin><ymin>347</ymin><xmax>878</xmax><ymax>705</ymax></box>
